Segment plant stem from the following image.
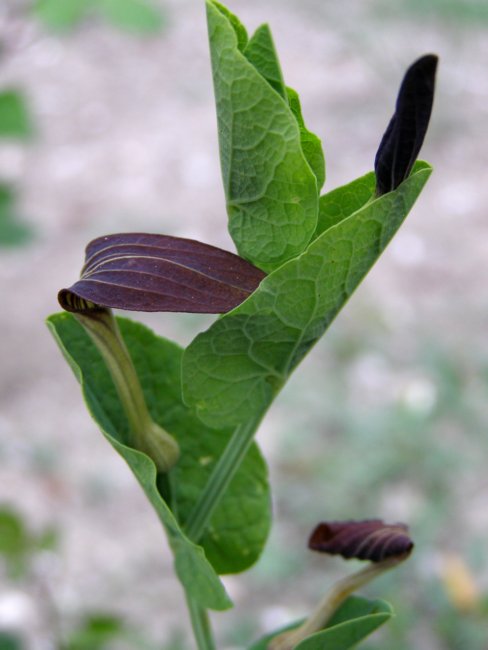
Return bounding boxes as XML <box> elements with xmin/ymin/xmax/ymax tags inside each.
<box><xmin>184</xmin><ymin>410</ymin><xmax>265</xmax><ymax>543</ymax></box>
<box><xmin>186</xmin><ymin>594</ymin><xmax>217</xmax><ymax>650</ymax></box>
<box><xmin>269</xmin><ymin>557</ymin><xmax>404</xmax><ymax>650</ymax></box>
<box><xmin>182</xmin><ymin>412</ymin><xmax>264</xmax><ymax>649</ymax></box>
<box><xmin>75</xmin><ymin>308</ymin><xmax>180</xmax><ymax>473</ymax></box>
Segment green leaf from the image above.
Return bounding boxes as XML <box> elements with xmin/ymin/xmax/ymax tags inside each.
<box><xmin>33</xmin><ymin>0</ymin><xmax>90</xmax><ymax>31</ymax></box>
<box><xmin>0</xmin><ymin>91</ymin><xmax>32</xmax><ymax>139</ymax></box>
<box><xmin>182</xmin><ymin>163</ymin><xmax>431</xmax><ymax>428</ymax></box>
<box><xmin>244</xmin><ymin>24</ymin><xmax>287</xmax><ymax>99</ymax></box>
<box><xmin>240</xmin><ymin>23</ymin><xmax>325</xmax><ymax>192</ymax></box>
<box><xmin>99</xmin><ymin>0</ymin><xmax>165</xmax><ymax>35</ymax></box>
<box><xmin>47</xmin><ymin>314</ymin><xmax>229</xmax><ymax>610</ymax></box>
<box><xmin>0</xmin><ymin>185</ymin><xmax>34</xmax><ymax>247</ymax></box>
<box><xmin>34</xmin><ymin>0</ymin><xmax>164</xmax><ymax>34</ymax></box>
<box><xmin>0</xmin><ymin>632</ymin><xmax>23</xmax><ymax>650</ymax></box>
<box><xmin>314</xmin><ymin>171</ymin><xmax>376</xmax><ymax>239</ymax></box>
<box><xmin>287</xmin><ymin>87</ymin><xmax>325</xmax><ymax>191</ymax></box>
<box><xmin>65</xmin><ymin>614</ymin><xmax>126</xmax><ymax>650</ymax></box>
<box><xmin>249</xmin><ymin>596</ymin><xmax>392</xmax><ymax>650</ymax></box>
<box><xmin>0</xmin><ymin>507</ymin><xmax>31</xmax><ymax>579</ymax></box>
<box><xmin>207</xmin><ymin>0</ymin><xmax>318</xmax><ymax>272</ymax></box>
<box><xmin>295</xmin><ymin>596</ymin><xmax>393</xmax><ymax>649</ymax></box>
<box><xmin>47</xmin><ymin>313</ymin><xmax>271</xmax><ymax>582</ymax></box>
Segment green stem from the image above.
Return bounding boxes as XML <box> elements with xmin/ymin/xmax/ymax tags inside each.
<box><xmin>186</xmin><ymin>594</ymin><xmax>216</xmax><ymax>650</ymax></box>
<box><xmin>184</xmin><ymin>409</ymin><xmax>265</xmax><ymax>543</ymax></box>
<box><xmin>182</xmin><ymin>412</ymin><xmax>264</xmax><ymax>649</ymax></box>
<box><xmin>269</xmin><ymin>557</ymin><xmax>405</xmax><ymax>650</ymax></box>
<box><xmin>75</xmin><ymin>308</ymin><xmax>180</xmax><ymax>473</ymax></box>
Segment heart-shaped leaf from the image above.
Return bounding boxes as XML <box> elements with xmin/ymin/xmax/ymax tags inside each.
<box><xmin>58</xmin><ymin>232</ymin><xmax>266</xmax><ymax>314</ymax></box>
<box><xmin>47</xmin><ymin>313</ymin><xmax>232</xmax><ymax>610</ymax></box>
<box><xmin>249</xmin><ymin>596</ymin><xmax>393</xmax><ymax>650</ymax></box>
<box><xmin>293</xmin><ymin>596</ymin><xmax>393</xmax><ymax>650</ymax></box>
<box><xmin>47</xmin><ymin>313</ymin><xmax>271</xmax><ymax>594</ymax></box>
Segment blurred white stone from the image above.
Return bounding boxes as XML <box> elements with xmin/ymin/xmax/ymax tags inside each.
<box><xmin>0</xmin><ymin>590</ymin><xmax>34</xmax><ymax>627</ymax></box>
<box><xmin>401</xmin><ymin>377</ymin><xmax>437</xmax><ymax>415</ymax></box>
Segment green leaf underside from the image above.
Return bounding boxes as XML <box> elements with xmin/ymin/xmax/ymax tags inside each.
<box><xmin>249</xmin><ymin>596</ymin><xmax>393</xmax><ymax>650</ymax></box>
<box><xmin>212</xmin><ymin>0</ymin><xmax>248</xmax><ymax>50</ymax></box>
<box><xmin>182</xmin><ymin>163</ymin><xmax>431</xmax><ymax>428</ymax></box>
<box><xmin>207</xmin><ymin>0</ymin><xmax>318</xmax><ymax>272</ymax></box>
<box><xmin>47</xmin><ymin>313</ymin><xmax>272</xmax><ymax>607</ymax></box>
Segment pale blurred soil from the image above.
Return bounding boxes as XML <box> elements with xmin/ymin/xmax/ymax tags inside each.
<box><xmin>0</xmin><ymin>1</ymin><xmax>487</xmax><ymax>648</ymax></box>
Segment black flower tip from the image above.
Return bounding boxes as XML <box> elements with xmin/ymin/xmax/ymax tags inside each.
<box><xmin>308</xmin><ymin>519</ymin><xmax>414</xmax><ymax>563</ymax></box>
<box><xmin>375</xmin><ymin>54</ymin><xmax>438</xmax><ymax>196</ymax></box>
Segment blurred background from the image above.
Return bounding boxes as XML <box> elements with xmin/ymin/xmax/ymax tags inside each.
<box><xmin>1</xmin><ymin>0</ymin><xmax>488</xmax><ymax>648</ymax></box>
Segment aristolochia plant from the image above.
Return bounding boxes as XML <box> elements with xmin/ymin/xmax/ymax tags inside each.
<box><xmin>47</xmin><ymin>2</ymin><xmax>437</xmax><ymax>648</ymax></box>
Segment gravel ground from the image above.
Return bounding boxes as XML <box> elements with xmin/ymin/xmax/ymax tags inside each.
<box><xmin>1</xmin><ymin>1</ymin><xmax>487</xmax><ymax>648</ymax></box>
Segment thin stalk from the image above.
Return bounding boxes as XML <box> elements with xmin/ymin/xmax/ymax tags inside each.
<box><xmin>75</xmin><ymin>308</ymin><xmax>179</xmax><ymax>473</ymax></box>
<box><xmin>186</xmin><ymin>594</ymin><xmax>216</xmax><ymax>650</ymax></box>
<box><xmin>74</xmin><ymin>308</ymin><xmax>214</xmax><ymax>649</ymax></box>
<box><xmin>184</xmin><ymin>410</ymin><xmax>265</xmax><ymax>542</ymax></box>
<box><xmin>269</xmin><ymin>557</ymin><xmax>405</xmax><ymax>650</ymax></box>
<box><xmin>182</xmin><ymin>411</ymin><xmax>264</xmax><ymax>650</ymax></box>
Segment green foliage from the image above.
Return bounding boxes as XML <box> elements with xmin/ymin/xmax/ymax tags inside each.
<box><xmin>47</xmin><ymin>1</ymin><xmax>437</xmax><ymax>647</ymax></box>
<box><xmin>207</xmin><ymin>1</ymin><xmax>320</xmax><ymax>272</ymax></box>
<box><xmin>34</xmin><ymin>0</ymin><xmax>165</xmax><ymax>34</ymax></box>
<box><xmin>244</xmin><ymin>24</ymin><xmax>287</xmax><ymax>99</ymax></box>
<box><xmin>0</xmin><ymin>89</ymin><xmax>34</xmax><ymax>247</ymax></box>
<box><xmin>0</xmin><ymin>91</ymin><xmax>34</xmax><ymax>247</ymax></box>
<box><xmin>0</xmin><ymin>632</ymin><xmax>23</xmax><ymax>650</ymax></box>
<box><xmin>47</xmin><ymin>313</ymin><xmax>271</xmax><ymax>605</ymax></box>
<box><xmin>377</xmin><ymin>0</ymin><xmax>488</xmax><ymax>24</ymax></box>
<box><xmin>0</xmin><ymin>91</ymin><xmax>32</xmax><ymax>139</ymax></box>
<box><xmin>0</xmin><ymin>506</ymin><xmax>57</xmax><ymax>579</ymax></box>
<box><xmin>64</xmin><ymin>615</ymin><xmax>126</xmax><ymax>650</ymax></box>
<box><xmin>0</xmin><ymin>507</ymin><xmax>31</xmax><ymax>579</ymax></box>
<box><xmin>34</xmin><ymin>0</ymin><xmax>87</xmax><ymax>30</ymax></box>
<box><xmin>294</xmin><ymin>598</ymin><xmax>392</xmax><ymax>649</ymax></box>
<box><xmin>99</xmin><ymin>0</ymin><xmax>165</xmax><ymax>34</ymax></box>
<box><xmin>314</xmin><ymin>171</ymin><xmax>376</xmax><ymax>239</ymax></box>
<box><xmin>286</xmin><ymin>87</ymin><xmax>326</xmax><ymax>191</ymax></box>
<box><xmin>248</xmin><ymin>596</ymin><xmax>393</xmax><ymax>649</ymax></box>
<box><xmin>0</xmin><ymin>185</ymin><xmax>33</xmax><ymax>247</ymax></box>
<box><xmin>182</xmin><ymin>162</ymin><xmax>431</xmax><ymax>429</ymax></box>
